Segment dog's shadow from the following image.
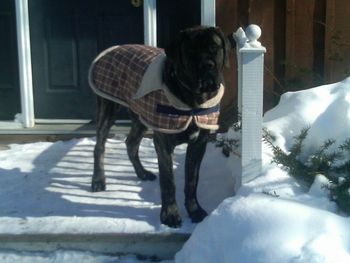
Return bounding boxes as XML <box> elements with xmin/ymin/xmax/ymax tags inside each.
<box><xmin>0</xmin><ymin>136</ymin><xmax>234</xmax><ymax>231</ymax></box>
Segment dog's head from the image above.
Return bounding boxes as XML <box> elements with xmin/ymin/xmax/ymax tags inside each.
<box><xmin>165</xmin><ymin>26</ymin><xmax>230</xmax><ymax>98</ymax></box>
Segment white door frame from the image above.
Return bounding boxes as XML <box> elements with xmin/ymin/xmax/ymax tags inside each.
<box><xmin>201</xmin><ymin>0</ymin><xmax>216</xmax><ymax>26</ymax></box>
<box><xmin>14</xmin><ymin>0</ymin><xmax>34</xmax><ymax>128</ymax></box>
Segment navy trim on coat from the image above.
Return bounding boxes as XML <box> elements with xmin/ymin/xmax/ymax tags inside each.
<box><xmin>156</xmin><ymin>104</ymin><xmax>220</xmax><ymax>117</ymax></box>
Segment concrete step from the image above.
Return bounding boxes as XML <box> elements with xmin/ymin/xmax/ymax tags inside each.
<box><xmin>0</xmin><ymin>232</ymin><xmax>189</xmax><ymax>260</ymax></box>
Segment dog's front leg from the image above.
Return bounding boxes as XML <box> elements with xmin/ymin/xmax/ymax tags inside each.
<box><xmin>185</xmin><ymin>130</ymin><xmax>209</xmax><ymax>223</ymax></box>
<box><xmin>153</xmin><ymin>132</ymin><xmax>182</xmax><ymax>228</ymax></box>
<box><xmin>92</xmin><ymin>97</ymin><xmax>118</xmax><ymax>192</ymax></box>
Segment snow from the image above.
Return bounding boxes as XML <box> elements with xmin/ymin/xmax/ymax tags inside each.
<box><xmin>0</xmin><ymin>137</ymin><xmax>234</xmax><ymax>235</ymax></box>
<box><xmin>0</xmin><ymin>129</ymin><xmax>233</xmax><ymax>262</ymax></box>
<box><xmin>1</xmin><ymin>77</ymin><xmax>350</xmax><ymax>262</ymax></box>
<box><xmin>176</xmin><ymin>193</ymin><xmax>350</xmax><ymax>263</ymax></box>
<box><xmin>175</xmin><ymin>77</ymin><xmax>350</xmax><ymax>263</ymax></box>
<box><xmin>263</xmin><ymin>77</ymin><xmax>350</xmax><ymax>158</ymax></box>
<box><xmin>0</xmin><ymin>250</ymin><xmax>173</xmax><ymax>263</ymax></box>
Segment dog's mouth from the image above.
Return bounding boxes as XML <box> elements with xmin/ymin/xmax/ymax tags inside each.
<box><xmin>195</xmin><ymin>78</ymin><xmax>219</xmax><ymax>94</ymax></box>
<box><xmin>177</xmin><ymin>71</ymin><xmax>219</xmax><ymax>94</ymax></box>
<box><xmin>190</xmin><ymin>78</ymin><xmax>220</xmax><ymax>106</ymax></box>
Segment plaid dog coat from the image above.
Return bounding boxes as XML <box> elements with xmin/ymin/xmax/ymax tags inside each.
<box><xmin>89</xmin><ymin>45</ymin><xmax>224</xmax><ymax>134</ymax></box>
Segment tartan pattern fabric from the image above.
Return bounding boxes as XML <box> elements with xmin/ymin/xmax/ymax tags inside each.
<box><xmin>89</xmin><ymin>45</ymin><xmax>220</xmax><ymax>133</ymax></box>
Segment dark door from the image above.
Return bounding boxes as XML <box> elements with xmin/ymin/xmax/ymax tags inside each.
<box><xmin>157</xmin><ymin>0</ymin><xmax>201</xmax><ymax>48</ymax></box>
<box><xmin>29</xmin><ymin>0</ymin><xmax>143</xmax><ymax>119</ymax></box>
<box><xmin>0</xmin><ymin>0</ymin><xmax>21</xmax><ymax>120</ymax></box>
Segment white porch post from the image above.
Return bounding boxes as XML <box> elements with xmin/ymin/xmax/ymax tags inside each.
<box><xmin>234</xmin><ymin>25</ymin><xmax>266</xmax><ymax>187</ymax></box>
<box><xmin>143</xmin><ymin>0</ymin><xmax>157</xmax><ymax>47</ymax></box>
<box><xmin>15</xmin><ymin>0</ymin><xmax>35</xmax><ymax>128</ymax></box>
<box><xmin>201</xmin><ymin>0</ymin><xmax>216</xmax><ymax>26</ymax></box>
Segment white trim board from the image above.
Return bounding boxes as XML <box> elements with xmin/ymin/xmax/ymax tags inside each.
<box><xmin>143</xmin><ymin>0</ymin><xmax>157</xmax><ymax>47</ymax></box>
<box><xmin>201</xmin><ymin>0</ymin><xmax>216</xmax><ymax>26</ymax></box>
<box><xmin>0</xmin><ymin>121</ymin><xmax>23</xmax><ymax>130</ymax></box>
<box><xmin>15</xmin><ymin>0</ymin><xmax>35</xmax><ymax>128</ymax></box>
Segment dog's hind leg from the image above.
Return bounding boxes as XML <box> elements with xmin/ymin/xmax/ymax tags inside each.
<box><xmin>126</xmin><ymin>111</ymin><xmax>157</xmax><ymax>181</ymax></box>
<box><xmin>184</xmin><ymin>130</ymin><xmax>209</xmax><ymax>223</ymax></box>
<box><xmin>92</xmin><ymin>97</ymin><xmax>118</xmax><ymax>192</ymax></box>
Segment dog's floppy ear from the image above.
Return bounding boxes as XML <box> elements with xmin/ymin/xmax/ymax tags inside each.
<box><xmin>164</xmin><ymin>39</ymin><xmax>178</xmax><ymax>62</ymax></box>
<box><xmin>227</xmin><ymin>33</ymin><xmax>236</xmax><ymax>50</ymax></box>
<box><xmin>165</xmin><ymin>33</ymin><xmax>185</xmax><ymax>65</ymax></box>
<box><xmin>213</xmin><ymin>27</ymin><xmax>231</xmax><ymax>69</ymax></box>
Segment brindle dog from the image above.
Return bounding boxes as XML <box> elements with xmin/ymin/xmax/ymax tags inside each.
<box><xmin>91</xmin><ymin>26</ymin><xmax>230</xmax><ymax>228</ymax></box>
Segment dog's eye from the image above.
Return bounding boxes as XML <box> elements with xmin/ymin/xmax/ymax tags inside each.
<box><xmin>201</xmin><ymin>60</ymin><xmax>215</xmax><ymax>70</ymax></box>
<box><xmin>209</xmin><ymin>46</ymin><xmax>220</xmax><ymax>54</ymax></box>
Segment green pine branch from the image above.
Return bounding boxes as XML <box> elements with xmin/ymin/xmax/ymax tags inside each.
<box><xmin>263</xmin><ymin>127</ymin><xmax>350</xmax><ymax>214</ymax></box>
<box><xmin>218</xmin><ymin>124</ymin><xmax>350</xmax><ymax>215</ymax></box>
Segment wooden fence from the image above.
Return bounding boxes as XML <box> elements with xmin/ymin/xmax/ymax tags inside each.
<box><xmin>216</xmin><ymin>0</ymin><xmax>350</xmax><ymax>129</ymax></box>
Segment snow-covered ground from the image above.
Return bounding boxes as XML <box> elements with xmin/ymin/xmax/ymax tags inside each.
<box><xmin>0</xmin><ymin>136</ymin><xmax>234</xmax><ymax>235</ymax></box>
<box><xmin>176</xmin><ymin>78</ymin><xmax>350</xmax><ymax>263</ymax></box>
<box><xmin>1</xmin><ymin>78</ymin><xmax>350</xmax><ymax>262</ymax></box>
<box><xmin>0</xmin><ymin>250</ymin><xmax>173</xmax><ymax>263</ymax></box>
<box><xmin>0</xmin><ymin>116</ymin><xmax>235</xmax><ymax>261</ymax></box>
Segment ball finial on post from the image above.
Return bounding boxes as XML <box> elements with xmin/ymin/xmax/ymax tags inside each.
<box><xmin>245</xmin><ymin>24</ymin><xmax>262</xmax><ymax>47</ymax></box>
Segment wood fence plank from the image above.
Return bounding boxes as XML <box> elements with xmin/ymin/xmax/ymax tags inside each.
<box><xmin>285</xmin><ymin>0</ymin><xmax>316</xmax><ymax>90</ymax></box>
<box><xmin>313</xmin><ymin>0</ymin><xmax>326</xmax><ymax>85</ymax></box>
<box><xmin>325</xmin><ymin>0</ymin><xmax>350</xmax><ymax>83</ymax></box>
<box><xmin>216</xmin><ymin>0</ymin><xmax>239</xmax><ymax>130</ymax></box>
<box><xmin>249</xmin><ymin>0</ymin><xmax>276</xmax><ymax>111</ymax></box>
<box><xmin>272</xmin><ymin>0</ymin><xmax>287</xmax><ymax>100</ymax></box>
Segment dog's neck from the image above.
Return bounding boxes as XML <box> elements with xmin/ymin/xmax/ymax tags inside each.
<box><xmin>163</xmin><ymin>59</ymin><xmax>219</xmax><ymax>109</ymax></box>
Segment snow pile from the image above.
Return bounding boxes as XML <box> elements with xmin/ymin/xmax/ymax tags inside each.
<box><xmin>264</xmin><ymin>77</ymin><xmax>350</xmax><ymax>158</ymax></box>
<box><xmin>177</xmin><ymin>194</ymin><xmax>350</xmax><ymax>263</ymax></box>
<box><xmin>175</xmin><ymin>78</ymin><xmax>350</xmax><ymax>262</ymax></box>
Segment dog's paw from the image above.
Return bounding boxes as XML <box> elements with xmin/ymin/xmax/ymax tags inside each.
<box><xmin>137</xmin><ymin>170</ymin><xmax>157</xmax><ymax>181</ymax></box>
<box><xmin>160</xmin><ymin>204</ymin><xmax>182</xmax><ymax>228</ymax></box>
<box><xmin>188</xmin><ymin>207</ymin><xmax>208</xmax><ymax>223</ymax></box>
<box><xmin>186</xmin><ymin>200</ymin><xmax>208</xmax><ymax>223</ymax></box>
<box><xmin>91</xmin><ymin>181</ymin><xmax>106</xmax><ymax>192</ymax></box>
